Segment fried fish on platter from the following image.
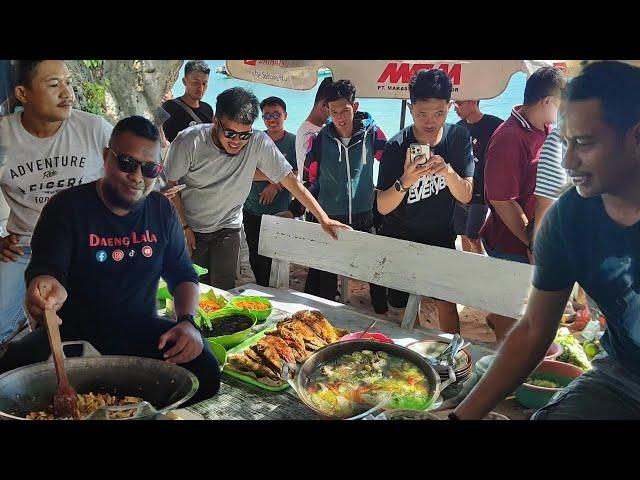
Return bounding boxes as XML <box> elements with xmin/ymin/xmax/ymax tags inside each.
<box><xmin>282</xmin><ymin>319</ymin><xmax>327</xmax><ymax>349</ymax></box>
<box><xmin>267</xmin><ymin>329</ymin><xmax>307</xmax><ymax>362</ymax></box>
<box><xmin>252</xmin><ymin>344</ymin><xmax>285</xmax><ymax>373</ymax></box>
<box><xmin>257</xmin><ymin>335</ymin><xmax>296</xmax><ymax>363</ymax></box>
<box><xmin>228</xmin><ymin>353</ymin><xmax>281</xmax><ymax>381</ymax></box>
<box><xmin>292</xmin><ymin>310</ymin><xmax>341</xmax><ymax>343</ymax></box>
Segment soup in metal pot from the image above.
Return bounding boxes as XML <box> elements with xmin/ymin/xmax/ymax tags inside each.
<box><xmin>305</xmin><ymin>350</ymin><xmax>431</xmax><ymax>418</ymax></box>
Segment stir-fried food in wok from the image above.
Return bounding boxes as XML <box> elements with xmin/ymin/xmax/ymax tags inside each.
<box><xmin>227</xmin><ymin>310</ymin><xmax>348</xmax><ymax>383</ymax></box>
<box><xmin>26</xmin><ymin>393</ymin><xmax>144</xmax><ymax>420</ymax></box>
<box><xmin>305</xmin><ymin>350</ymin><xmax>431</xmax><ymax>418</ymax></box>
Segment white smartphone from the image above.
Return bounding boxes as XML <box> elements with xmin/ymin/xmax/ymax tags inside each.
<box><xmin>172</xmin><ymin>184</ymin><xmax>187</xmax><ymax>193</ymax></box>
<box><xmin>409</xmin><ymin>143</ymin><xmax>431</xmax><ymax>166</ymax></box>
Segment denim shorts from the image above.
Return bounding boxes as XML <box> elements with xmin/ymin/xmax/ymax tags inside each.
<box><xmin>453</xmin><ymin>202</ymin><xmax>489</xmax><ymax>239</ymax></box>
<box><xmin>0</xmin><ymin>248</ymin><xmax>31</xmax><ymax>345</ymax></box>
<box><xmin>481</xmin><ymin>238</ymin><xmax>529</xmax><ymax>264</ymax></box>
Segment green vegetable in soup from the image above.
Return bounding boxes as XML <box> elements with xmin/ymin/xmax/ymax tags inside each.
<box><xmin>305</xmin><ymin>350</ymin><xmax>431</xmax><ymax>418</ymax></box>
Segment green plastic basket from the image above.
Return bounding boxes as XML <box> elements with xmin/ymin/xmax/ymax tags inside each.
<box><xmin>197</xmin><ymin>310</ymin><xmax>257</xmax><ymax>349</ymax></box>
<box><xmin>227</xmin><ymin>296</ymin><xmax>273</xmax><ymax>322</ymax></box>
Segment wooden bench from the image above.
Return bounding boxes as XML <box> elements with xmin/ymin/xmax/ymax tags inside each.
<box><xmin>259</xmin><ymin>216</ymin><xmax>535</xmax><ymax>329</ymax></box>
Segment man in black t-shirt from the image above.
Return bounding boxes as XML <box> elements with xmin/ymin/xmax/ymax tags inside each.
<box><xmin>376</xmin><ymin>69</ymin><xmax>474</xmax><ymax>333</ymax></box>
<box><xmin>161</xmin><ymin>60</ymin><xmax>214</xmax><ymax>142</ymax></box>
<box><xmin>453</xmin><ymin>100</ymin><xmax>503</xmax><ymax>254</ymax></box>
<box><xmin>0</xmin><ymin>116</ymin><xmax>220</xmax><ymax>405</ymax></box>
<box><xmin>453</xmin><ymin>61</ymin><xmax>640</xmax><ymax>420</ymax></box>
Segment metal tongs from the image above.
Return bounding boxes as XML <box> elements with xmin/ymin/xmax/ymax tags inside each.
<box><xmin>426</xmin><ymin>334</ymin><xmax>468</xmax><ymax>368</ymax></box>
<box><xmin>83</xmin><ymin>401</ymin><xmax>157</xmax><ymax>420</ymax></box>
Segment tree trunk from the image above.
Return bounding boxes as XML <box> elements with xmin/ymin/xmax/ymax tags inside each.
<box><xmin>67</xmin><ymin>60</ymin><xmax>183</xmax><ymax>125</ymax></box>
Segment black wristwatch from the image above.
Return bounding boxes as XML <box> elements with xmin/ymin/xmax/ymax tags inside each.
<box><xmin>177</xmin><ymin>313</ymin><xmax>198</xmax><ymax>329</ymax></box>
<box><xmin>394</xmin><ymin>178</ymin><xmax>408</xmax><ymax>192</ymax></box>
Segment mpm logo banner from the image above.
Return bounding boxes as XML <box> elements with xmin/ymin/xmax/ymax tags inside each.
<box><xmin>377</xmin><ymin>62</ymin><xmax>462</xmax><ymax>85</ymax></box>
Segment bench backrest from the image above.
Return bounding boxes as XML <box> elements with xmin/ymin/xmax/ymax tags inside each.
<box><xmin>259</xmin><ymin>216</ymin><xmax>534</xmax><ymax>320</ymax></box>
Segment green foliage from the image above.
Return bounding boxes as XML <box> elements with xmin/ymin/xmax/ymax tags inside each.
<box><xmin>80</xmin><ymin>60</ymin><xmax>108</xmax><ymax>116</ymax></box>
<box><xmin>82</xmin><ymin>60</ymin><xmax>103</xmax><ymax>69</ymax></box>
<box><xmin>81</xmin><ymin>80</ymin><xmax>107</xmax><ymax>116</ymax></box>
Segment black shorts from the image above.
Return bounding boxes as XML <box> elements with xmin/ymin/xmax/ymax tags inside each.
<box><xmin>453</xmin><ymin>202</ymin><xmax>489</xmax><ymax>239</ymax></box>
<box><xmin>378</xmin><ymin>226</ymin><xmax>456</xmax><ymax>309</ymax></box>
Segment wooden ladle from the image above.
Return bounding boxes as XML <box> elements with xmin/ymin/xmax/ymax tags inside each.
<box><xmin>39</xmin><ymin>283</ymin><xmax>79</xmax><ymax>419</ymax></box>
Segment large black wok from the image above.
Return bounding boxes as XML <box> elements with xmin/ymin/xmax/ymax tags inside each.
<box><xmin>283</xmin><ymin>339</ymin><xmax>455</xmax><ymax>420</ymax></box>
<box><xmin>0</xmin><ymin>341</ymin><xmax>198</xmax><ymax>420</ymax></box>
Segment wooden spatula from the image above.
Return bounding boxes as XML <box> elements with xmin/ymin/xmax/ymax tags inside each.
<box><xmin>39</xmin><ymin>283</ymin><xmax>79</xmax><ymax>419</ymax></box>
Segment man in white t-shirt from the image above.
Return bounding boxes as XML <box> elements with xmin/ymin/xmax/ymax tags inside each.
<box><xmin>0</xmin><ymin>60</ymin><xmax>112</xmax><ymax>345</ymax></box>
<box><xmin>295</xmin><ymin>77</ymin><xmax>332</xmax><ymax>181</ymax></box>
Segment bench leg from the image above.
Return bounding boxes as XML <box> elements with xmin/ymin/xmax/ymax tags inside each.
<box><xmin>339</xmin><ymin>276</ymin><xmax>349</xmax><ymax>303</ymax></box>
<box><xmin>269</xmin><ymin>259</ymin><xmax>290</xmax><ymax>290</ymax></box>
<box><xmin>401</xmin><ymin>294</ymin><xmax>421</xmax><ymax>329</ymax></box>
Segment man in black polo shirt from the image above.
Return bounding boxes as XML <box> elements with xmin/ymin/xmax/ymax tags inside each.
<box><xmin>161</xmin><ymin>60</ymin><xmax>214</xmax><ymax>142</ymax></box>
<box><xmin>0</xmin><ymin>116</ymin><xmax>220</xmax><ymax>405</ymax></box>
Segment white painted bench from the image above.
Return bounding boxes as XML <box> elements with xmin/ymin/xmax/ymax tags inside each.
<box><xmin>259</xmin><ymin>215</ymin><xmax>535</xmax><ymax>329</ymax></box>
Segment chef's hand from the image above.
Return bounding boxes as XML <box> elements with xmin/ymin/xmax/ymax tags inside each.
<box><xmin>319</xmin><ymin>217</ymin><xmax>352</xmax><ymax>240</ymax></box>
<box><xmin>25</xmin><ymin>275</ymin><xmax>68</xmax><ymax>327</ymax></box>
<box><xmin>0</xmin><ymin>234</ymin><xmax>24</xmax><ymax>262</ymax></box>
<box><xmin>158</xmin><ymin>321</ymin><xmax>203</xmax><ymax>364</ymax></box>
<box><xmin>259</xmin><ymin>183</ymin><xmax>280</xmax><ymax>205</ymax></box>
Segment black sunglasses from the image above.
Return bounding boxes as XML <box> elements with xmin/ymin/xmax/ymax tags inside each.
<box><xmin>108</xmin><ymin>147</ymin><xmax>163</xmax><ymax>179</ymax></box>
<box><xmin>216</xmin><ymin>119</ymin><xmax>253</xmax><ymax>140</ymax></box>
<box><xmin>262</xmin><ymin>111</ymin><xmax>282</xmax><ymax>121</ymax></box>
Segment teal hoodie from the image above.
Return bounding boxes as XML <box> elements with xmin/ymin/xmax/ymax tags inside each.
<box><xmin>305</xmin><ymin>111</ymin><xmax>386</xmax><ymax>223</ymax></box>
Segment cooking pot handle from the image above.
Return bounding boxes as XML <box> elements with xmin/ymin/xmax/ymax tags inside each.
<box><xmin>439</xmin><ymin>365</ymin><xmax>457</xmax><ymax>391</ymax></box>
<box><xmin>47</xmin><ymin>341</ymin><xmax>102</xmax><ymax>361</ymax></box>
<box><xmin>349</xmin><ymin>394</ymin><xmax>393</xmax><ymax>420</ymax></box>
<box><xmin>281</xmin><ymin>362</ymin><xmax>299</xmax><ymax>394</ymax></box>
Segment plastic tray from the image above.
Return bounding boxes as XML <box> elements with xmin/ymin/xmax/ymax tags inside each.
<box><xmin>222</xmin><ymin>327</ymin><xmax>290</xmax><ymax>392</ymax></box>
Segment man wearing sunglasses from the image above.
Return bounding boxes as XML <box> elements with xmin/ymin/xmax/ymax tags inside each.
<box><xmin>0</xmin><ymin>60</ymin><xmax>112</xmax><ymax>348</ymax></box>
<box><xmin>0</xmin><ymin>116</ymin><xmax>221</xmax><ymax>405</ymax></box>
<box><xmin>164</xmin><ymin>87</ymin><xmax>349</xmax><ymax>290</ymax></box>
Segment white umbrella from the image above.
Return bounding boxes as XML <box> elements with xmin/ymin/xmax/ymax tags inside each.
<box><xmin>225</xmin><ymin>60</ymin><xmax>565</xmax><ymax>100</ymax></box>
<box><xmin>226</xmin><ymin>59</ymin><xmax>565</xmax><ymax>128</ymax></box>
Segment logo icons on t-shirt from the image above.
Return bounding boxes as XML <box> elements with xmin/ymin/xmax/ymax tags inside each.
<box><xmin>93</xmin><ymin>246</ymin><xmax>153</xmax><ymax>263</ymax></box>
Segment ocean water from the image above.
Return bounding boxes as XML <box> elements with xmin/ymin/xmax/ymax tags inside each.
<box><xmin>170</xmin><ymin>60</ymin><xmax>526</xmax><ymax>180</ymax></box>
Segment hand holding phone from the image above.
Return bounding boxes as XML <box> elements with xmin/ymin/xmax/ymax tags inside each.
<box><xmin>410</xmin><ymin>143</ymin><xmax>431</xmax><ymax>166</ymax></box>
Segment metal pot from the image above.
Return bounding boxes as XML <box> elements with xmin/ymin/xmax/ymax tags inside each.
<box><xmin>283</xmin><ymin>339</ymin><xmax>455</xmax><ymax>420</ymax></box>
<box><xmin>0</xmin><ymin>341</ymin><xmax>198</xmax><ymax>420</ymax></box>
